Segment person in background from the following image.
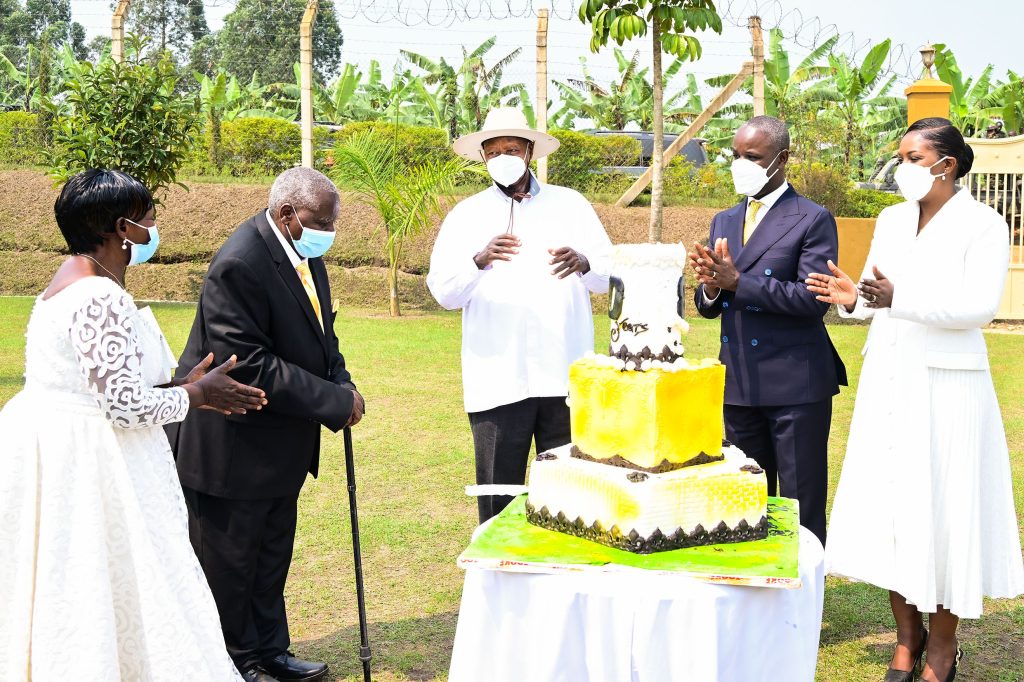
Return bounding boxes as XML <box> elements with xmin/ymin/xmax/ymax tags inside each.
<box><xmin>169</xmin><ymin>167</ymin><xmax>364</xmax><ymax>682</ymax></box>
<box><xmin>687</xmin><ymin>115</ymin><xmax>847</xmax><ymax>547</ymax></box>
<box><xmin>427</xmin><ymin>107</ymin><xmax>612</xmax><ymax>523</ymax></box>
<box><xmin>0</xmin><ymin>169</ymin><xmax>266</xmax><ymax>680</ymax></box>
<box><xmin>807</xmin><ymin>118</ymin><xmax>1024</xmax><ymax>682</ymax></box>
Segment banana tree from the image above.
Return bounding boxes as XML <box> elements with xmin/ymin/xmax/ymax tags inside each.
<box><xmin>989</xmin><ymin>70</ymin><xmax>1024</xmax><ymax>135</ymax></box>
<box><xmin>331</xmin><ymin>129</ymin><xmax>474</xmax><ymax>316</ymax></box>
<box><xmin>579</xmin><ymin>0</ymin><xmax>722</xmax><ymax>241</ymax></box>
<box><xmin>821</xmin><ymin>39</ymin><xmax>893</xmax><ymax>176</ymax></box>
<box><xmin>403</xmin><ymin>37</ymin><xmax>527</xmax><ymax>140</ymax></box>
<box><xmin>933</xmin><ymin>44</ymin><xmax>1002</xmax><ymax>137</ymax></box>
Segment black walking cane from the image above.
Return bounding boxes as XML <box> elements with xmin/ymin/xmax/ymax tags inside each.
<box><xmin>343</xmin><ymin>426</ymin><xmax>372</xmax><ymax>681</ymax></box>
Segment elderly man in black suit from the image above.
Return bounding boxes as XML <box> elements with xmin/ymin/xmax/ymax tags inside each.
<box><xmin>688</xmin><ymin>116</ymin><xmax>846</xmax><ymax>547</ymax></box>
<box><xmin>169</xmin><ymin>167</ymin><xmax>365</xmax><ymax>682</ymax></box>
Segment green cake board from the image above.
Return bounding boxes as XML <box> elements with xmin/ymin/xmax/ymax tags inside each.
<box><xmin>458</xmin><ymin>496</ymin><xmax>802</xmax><ymax>589</ymax></box>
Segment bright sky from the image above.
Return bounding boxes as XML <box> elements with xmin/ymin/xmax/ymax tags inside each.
<box><xmin>69</xmin><ymin>0</ymin><xmax>1020</xmax><ymax>102</ymax></box>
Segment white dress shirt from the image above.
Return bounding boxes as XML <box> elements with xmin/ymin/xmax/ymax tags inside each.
<box><xmin>427</xmin><ymin>179</ymin><xmax>613</xmax><ymax>413</ymax></box>
<box><xmin>265</xmin><ymin>209</ymin><xmax>305</xmax><ymax>269</ymax></box>
<box><xmin>703</xmin><ymin>181</ymin><xmax>790</xmax><ymax>304</ymax></box>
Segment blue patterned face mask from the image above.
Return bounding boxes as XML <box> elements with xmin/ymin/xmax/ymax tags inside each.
<box><xmin>289</xmin><ymin>212</ymin><xmax>335</xmax><ymax>259</ymax></box>
<box><xmin>122</xmin><ymin>218</ymin><xmax>160</xmax><ymax>266</ymax></box>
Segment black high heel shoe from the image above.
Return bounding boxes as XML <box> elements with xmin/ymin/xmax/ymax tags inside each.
<box><xmin>883</xmin><ymin>627</ymin><xmax>928</xmax><ymax>682</ymax></box>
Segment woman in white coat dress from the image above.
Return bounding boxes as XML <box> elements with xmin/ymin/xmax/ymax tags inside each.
<box><xmin>806</xmin><ymin>118</ymin><xmax>1024</xmax><ymax>682</ymax></box>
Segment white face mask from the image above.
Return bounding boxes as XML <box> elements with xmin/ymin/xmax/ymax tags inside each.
<box><xmin>487</xmin><ymin>154</ymin><xmax>528</xmax><ymax>187</ymax></box>
<box><xmin>893</xmin><ymin>156</ymin><xmax>949</xmax><ymax>201</ymax></box>
<box><xmin>730</xmin><ymin>149</ymin><xmax>785</xmax><ymax>197</ymax></box>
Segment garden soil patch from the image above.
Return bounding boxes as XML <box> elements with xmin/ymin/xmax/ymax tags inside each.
<box><xmin>0</xmin><ymin>169</ymin><xmax>719</xmax><ymax>306</ymax></box>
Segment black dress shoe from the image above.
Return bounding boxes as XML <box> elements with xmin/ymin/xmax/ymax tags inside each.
<box><xmin>241</xmin><ymin>668</ymin><xmax>280</xmax><ymax>682</ymax></box>
<box><xmin>260</xmin><ymin>652</ymin><xmax>328</xmax><ymax>682</ymax></box>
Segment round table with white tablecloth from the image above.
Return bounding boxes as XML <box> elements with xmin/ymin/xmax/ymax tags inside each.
<box><xmin>448</xmin><ymin>526</ymin><xmax>825</xmax><ymax>682</ymax></box>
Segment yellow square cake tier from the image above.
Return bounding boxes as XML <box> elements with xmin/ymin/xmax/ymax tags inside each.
<box><xmin>569</xmin><ymin>356</ymin><xmax>725</xmax><ymax>469</ymax></box>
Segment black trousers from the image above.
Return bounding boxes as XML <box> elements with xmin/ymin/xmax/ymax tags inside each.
<box><xmin>468</xmin><ymin>396</ymin><xmax>571</xmax><ymax>523</ymax></box>
<box><xmin>723</xmin><ymin>399</ymin><xmax>832</xmax><ymax>546</ymax></box>
<box><xmin>182</xmin><ymin>486</ymin><xmax>300</xmax><ymax>674</ymax></box>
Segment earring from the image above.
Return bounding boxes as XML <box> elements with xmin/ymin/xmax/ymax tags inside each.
<box><xmin>122</xmin><ymin>239</ymin><xmax>129</xmax><ymax>250</ymax></box>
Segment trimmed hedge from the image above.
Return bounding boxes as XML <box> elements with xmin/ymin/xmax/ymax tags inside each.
<box><xmin>842</xmin><ymin>188</ymin><xmax>904</xmax><ymax>218</ymax></box>
<box><xmin>0</xmin><ymin>111</ymin><xmax>48</xmax><ymax>165</ymax></box>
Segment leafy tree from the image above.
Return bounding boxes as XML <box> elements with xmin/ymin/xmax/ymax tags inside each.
<box><xmin>46</xmin><ymin>35</ymin><xmax>200</xmax><ymax>200</ymax></box>
<box><xmin>579</xmin><ymin>0</ymin><xmax>721</xmax><ymax>241</ymax></box>
<box><xmin>125</xmin><ymin>0</ymin><xmax>209</xmax><ymax>57</ymax></box>
<box><xmin>218</xmin><ymin>0</ymin><xmax>343</xmax><ymax>84</ymax></box>
<box><xmin>330</xmin><ymin>129</ymin><xmax>473</xmax><ymax>316</ymax></box>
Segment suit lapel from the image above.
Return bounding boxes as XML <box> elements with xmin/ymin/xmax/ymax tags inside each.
<box><xmin>720</xmin><ymin>201</ymin><xmax>746</xmax><ymax>257</ymax></box>
<box><xmin>255</xmin><ymin>213</ymin><xmax>328</xmax><ymax>348</ymax></box>
<box><xmin>733</xmin><ymin>187</ymin><xmax>806</xmax><ymax>272</ymax></box>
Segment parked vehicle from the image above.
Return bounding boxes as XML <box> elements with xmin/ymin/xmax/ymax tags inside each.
<box><xmin>587</xmin><ymin>129</ymin><xmax>708</xmax><ymax>176</ymax></box>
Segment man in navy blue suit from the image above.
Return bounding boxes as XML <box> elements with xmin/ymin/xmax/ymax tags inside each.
<box><xmin>688</xmin><ymin>116</ymin><xmax>846</xmax><ymax>546</ymax></box>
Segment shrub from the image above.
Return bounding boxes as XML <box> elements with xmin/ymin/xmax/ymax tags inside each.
<box><xmin>335</xmin><ymin>121</ymin><xmax>452</xmax><ymax>168</ymax></box>
<box><xmin>548</xmin><ymin>129</ymin><xmax>605</xmax><ymax>192</ymax></box>
<box><xmin>0</xmin><ymin>112</ymin><xmax>48</xmax><ymax>165</ymax></box>
<box><xmin>46</xmin><ymin>38</ymin><xmax>199</xmax><ymax>199</ymax></box>
<box><xmin>596</xmin><ymin>134</ymin><xmax>642</xmax><ymax>167</ymax></box>
<box><xmin>663</xmin><ymin>158</ymin><xmax>735</xmax><ymax>203</ymax></box>
<box><xmin>841</xmin><ymin>188</ymin><xmax>904</xmax><ymax>218</ymax></box>
<box><xmin>788</xmin><ymin>161</ymin><xmax>851</xmax><ymax>216</ymax></box>
<box><xmin>220</xmin><ymin>117</ymin><xmax>301</xmax><ymax>177</ymax></box>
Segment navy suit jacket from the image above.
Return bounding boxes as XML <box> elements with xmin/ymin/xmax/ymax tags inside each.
<box><xmin>694</xmin><ymin>186</ymin><xmax>847</xmax><ymax>407</ymax></box>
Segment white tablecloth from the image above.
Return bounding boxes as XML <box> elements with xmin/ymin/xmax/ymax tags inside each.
<box><xmin>449</xmin><ymin>527</ymin><xmax>825</xmax><ymax>682</ymax></box>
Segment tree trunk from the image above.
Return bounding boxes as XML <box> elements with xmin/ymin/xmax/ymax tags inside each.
<box><xmin>648</xmin><ymin>22</ymin><xmax>664</xmax><ymax>243</ymax></box>
<box><xmin>209</xmin><ymin>111</ymin><xmax>222</xmax><ymax>170</ymax></box>
<box><xmin>388</xmin><ymin>241</ymin><xmax>402</xmax><ymax>317</ymax></box>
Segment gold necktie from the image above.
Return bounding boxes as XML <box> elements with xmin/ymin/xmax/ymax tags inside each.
<box><xmin>295</xmin><ymin>261</ymin><xmax>323</xmax><ymax>332</ymax></box>
<box><xmin>743</xmin><ymin>199</ymin><xmax>764</xmax><ymax>244</ymax></box>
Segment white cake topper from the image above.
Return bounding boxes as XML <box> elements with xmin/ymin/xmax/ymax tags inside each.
<box><xmin>608</xmin><ymin>243</ymin><xmax>689</xmax><ymax>370</ymax></box>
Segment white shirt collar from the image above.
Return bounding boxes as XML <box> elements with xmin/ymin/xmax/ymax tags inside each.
<box><xmin>490</xmin><ymin>173</ymin><xmax>542</xmax><ymax>201</ymax></box>
<box><xmin>748</xmin><ymin>180</ymin><xmax>789</xmax><ymax>211</ymax></box>
<box><xmin>265</xmin><ymin>209</ymin><xmax>305</xmax><ymax>269</ymax></box>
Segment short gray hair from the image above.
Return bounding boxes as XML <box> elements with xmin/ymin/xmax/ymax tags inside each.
<box><xmin>740</xmin><ymin>115</ymin><xmax>790</xmax><ymax>153</ymax></box>
<box><xmin>268</xmin><ymin>167</ymin><xmax>340</xmax><ymax>219</ymax></box>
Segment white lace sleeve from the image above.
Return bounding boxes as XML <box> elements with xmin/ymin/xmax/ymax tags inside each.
<box><xmin>70</xmin><ymin>289</ymin><xmax>190</xmax><ymax>429</ymax></box>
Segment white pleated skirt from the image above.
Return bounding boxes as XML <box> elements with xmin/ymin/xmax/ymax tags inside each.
<box><xmin>827</xmin><ymin>366</ymin><xmax>1024</xmax><ymax>618</ymax></box>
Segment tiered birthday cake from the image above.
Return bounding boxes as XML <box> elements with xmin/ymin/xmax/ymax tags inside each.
<box><xmin>525</xmin><ymin>244</ymin><xmax>768</xmax><ymax>554</ymax></box>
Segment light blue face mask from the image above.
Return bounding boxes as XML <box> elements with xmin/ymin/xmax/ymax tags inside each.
<box><xmin>122</xmin><ymin>218</ymin><xmax>160</xmax><ymax>266</ymax></box>
<box><xmin>289</xmin><ymin>211</ymin><xmax>336</xmax><ymax>259</ymax></box>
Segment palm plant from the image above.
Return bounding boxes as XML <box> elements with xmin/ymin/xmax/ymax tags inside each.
<box><xmin>330</xmin><ymin>129</ymin><xmax>474</xmax><ymax>316</ymax></box>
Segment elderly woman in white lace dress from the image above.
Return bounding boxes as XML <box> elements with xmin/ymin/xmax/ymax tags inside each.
<box><xmin>0</xmin><ymin>170</ymin><xmax>268</xmax><ymax>681</ymax></box>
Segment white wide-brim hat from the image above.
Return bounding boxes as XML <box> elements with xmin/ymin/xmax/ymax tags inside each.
<box><xmin>452</xmin><ymin>107</ymin><xmax>560</xmax><ymax>161</ymax></box>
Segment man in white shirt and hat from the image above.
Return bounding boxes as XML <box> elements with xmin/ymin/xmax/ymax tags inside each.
<box><xmin>427</xmin><ymin>107</ymin><xmax>613</xmax><ymax>523</ymax></box>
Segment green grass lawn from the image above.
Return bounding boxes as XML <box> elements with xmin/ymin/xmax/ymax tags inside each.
<box><xmin>0</xmin><ymin>296</ymin><xmax>1021</xmax><ymax>681</ymax></box>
